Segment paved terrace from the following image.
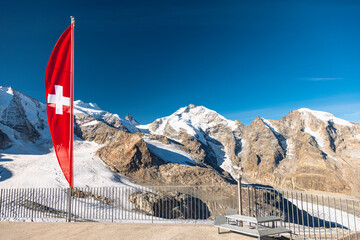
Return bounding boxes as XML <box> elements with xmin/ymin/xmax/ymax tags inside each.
<box><xmin>0</xmin><ymin>222</ymin><xmax>294</xmax><ymax>240</ymax></box>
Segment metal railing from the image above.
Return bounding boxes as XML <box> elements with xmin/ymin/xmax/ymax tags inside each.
<box><xmin>0</xmin><ymin>185</ymin><xmax>359</xmax><ymax>239</ymax></box>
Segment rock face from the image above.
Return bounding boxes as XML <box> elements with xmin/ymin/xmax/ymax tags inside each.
<box><xmin>129</xmin><ymin>191</ymin><xmax>210</xmax><ymax>219</ymax></box>
<box><xmin>143</xmin><ymin>105</ymin><xmax>360</xmax><ymax>196</ymax></box>
<box><xmin>0</xmin><ymin>86</ymin><xmax>47</xmax><ymax>145</ymax></box>
<box><xmin>0</xmin><ymin>129</ymin><xmax>12</xmax><ymax>149</ymax></box>
<box><xmin>76</xmin><ymin>115</ymin><xmax>232</xmax><ymax>186</ymax></box>
<box><xmin>149</xmin><ymin>164</ymin><xmax>233</xmax><ymax>186</ymax></box>
<box><xmin>147</xmin><ymin>104</ymin><xmax>243</xmax><ymax>176</ymax></box>
<box><xmin>75</xmin><ymin>105</ymin><xmax>233</xmax><ymax>186</ymax></box>
<box><xmin>96</xmin><ymin>131</ymin><xmax>159</xmax><ymax>174</ymax></box>
<box><xmin>239</xmin><ymin>109</ymin><xmax>360</xmax><ymax>196</ymax></box>
<box><xmin>75</xmin><ymin>102</ymin><xmax>360</xmax><ymax>196</ymax></box>
<box><xmin>75</xmin><ymin>113</ymin><xmax>160</xmax><ymax>176</ymax></box>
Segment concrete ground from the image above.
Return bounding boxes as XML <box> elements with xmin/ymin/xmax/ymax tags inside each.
<box><xmin>0</xmin><ymin>222</ymin><xmax>291</xmax><ymax>240</ymax></box>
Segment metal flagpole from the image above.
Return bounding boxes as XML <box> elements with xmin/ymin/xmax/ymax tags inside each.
<box><xmin>234</xmin><ymin>165</ymin><xmax>244</xmax><ymax>226</ymax></box>
<box><xmin>67</xmin><ymin>16</ymin><xmax>75</xmax><ymax>222</ymax></box>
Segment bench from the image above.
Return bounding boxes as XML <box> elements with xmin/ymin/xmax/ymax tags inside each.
<box><xmin>214</xmin><ymin>215</ymin><xmax>292</xmax><ymax>240</ymax></box>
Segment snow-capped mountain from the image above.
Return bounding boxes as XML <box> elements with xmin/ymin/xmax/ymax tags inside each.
<box><xmin>241</xmin><ymin>108</ymin><xmax>360</xmax><ymax>196</ymax></box>
<box><xmin>0</xmin><ymin>86</ymin><xmax>48</xmax><ymax>152</ymax></box>
<box><xmin>134</xmin><ymin>105</ymin><xmax>360</xmax><ymax>196</ymax></box>
<box><xmin>0</xmin><ymin>87</ymin><xmax>139</xmax><ymax>188</ymax></box>
<box><xmin>1</xmin><ymin>86</ymin><xmax>360</xmax><ymax>197</ymax></box>
<box><xmin>74</xmin><ymin>100</ymin><xmax>138</xmax><ymax>133</ymax></box>
<box><xmin>137</xmin><ymin>104</ymin><xmax>243</xmax><ymax>176</ymax></box>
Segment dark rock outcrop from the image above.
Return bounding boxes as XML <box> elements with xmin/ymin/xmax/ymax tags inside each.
<box><xmin>129</xmin><ymin>191</ymin><xmax>210</xmax><ymax>219</ymax></box>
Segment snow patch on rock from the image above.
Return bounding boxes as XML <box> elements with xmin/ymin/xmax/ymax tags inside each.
<box><xmin>304</xmin><ymin>127</ymin><xmax>325</xmax><ymax>148</ymax></box>
<box><xmin>298</xmin><ymin>108</ymin><xmax>353</xmax><ymax>127</ymax></box>
<box><xmin>81</xmin><ymin>120</ymin><xmax>99</xmax><ymax>127</ymax></box>
<box><xmin>148</xmin><ymin>104</ymin><xmax>238</xmax><ymax>144</ymax></box>
<box><xmin>142</xmin><ymin>137</ymin><xmax>197</xmax><ymax>166</ymax></box>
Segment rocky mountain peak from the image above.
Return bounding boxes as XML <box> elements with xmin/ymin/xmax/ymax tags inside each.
<box><xmin>0</xmin><ymin>86</ymin><xmax>46</xmax><ymax>144</ymax></box>
<box><xmin>250</xmin><ymin>116</ymin><xmax>266</xmax><ymax>127</ymax></box>
<box><xmin>296</xmin><ymin>108</ymin><xmax>353</xmax><ymax>127</ymax></box>
<box><xmin>188</xmin><ymin>103</ymin><xmax>196</xmax><ymax>109</ymax></box>
<box><xmin>74</xmin><ymin>100</ymin><xmax>101</xmax><ymax>111</ymax></box>
<box><xmin>0</xmin><ymin>86</ymin><xmax>14</xmax><ymax>95</ymax></box>
<box><xmin>125</xmin><ymin>113</ymin><xmax>139</xmax><ymax>125</ymax></box>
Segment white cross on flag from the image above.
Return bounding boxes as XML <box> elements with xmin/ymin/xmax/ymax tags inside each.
<box><xmin>45</xmin><ymin>23</ymin><xmax>74</xmax><ymax>187</ymax></box>
<box><xmin>47</xmin><ymin>85</ymin><xmax>71</xmax><ymax>115</ymax></box>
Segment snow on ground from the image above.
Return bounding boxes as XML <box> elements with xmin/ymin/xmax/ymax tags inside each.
<box><xmin>298</xmin><ymin>108</ymin><xmax>353</xmax><ymax>127</ymax></box>
<box><xmin>304</xmin><ymin>127</ymin><xmax>325</xmax><ymax>148</ymax></box>
<box><xmin>0</xmin><ymin>139</ymin><xmax>144</xmax><ymax>222</ymax></box>
<box><xmin>355</xmin><ymin>134</ymin><xmax>360</xmax><ymax>141</ymax></box>
<box><xmin>142</xmin><ymin>137</ymin><xmax>197</xmax><ymax>165</ymax></box>
<box><xmin>287</xmin><ymin>197</ymin><xmax>360</xmax><ymax>231</ymax></box>
<box><xmin>135</xmin><ymin>124</ymin><xmax>151</xmax><ymax>134</ymax></box>
<box><xmin>0</xmin><ymin>140</ymin><xmax>138</xmax><ymax>188</ymax></box>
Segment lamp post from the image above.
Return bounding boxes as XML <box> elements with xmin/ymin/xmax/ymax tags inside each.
<box><xmin>234</xmin><ymin>165</ymin><xmax>244</xmax><ymax>226</ymax></box>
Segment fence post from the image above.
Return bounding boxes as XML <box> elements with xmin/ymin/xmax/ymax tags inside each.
<box><xmin>248</xmin><ymin>187</ymin><xmax>251</xmax><ymax>217</ymax></box>
<box><xmin>31</xmin><ymin>189</ymin><xmax>35</xmax><ymax>222</ymax></box>
<box><xmin>0</xmin><ymin>189</ymin><xmax>2</xmax><ymax>217</ymax></box>
<box><xmin>237</xmin><ymin>178</ymin><xmax>243</xmax><ymax>227</ymax></box>
<box><xmin>112</xmin><ymin>187</ymin><xmax>114</xmax><ymax>223</ymax></box>
<box><xmin>67</xmin><ymin>188</ymin><xmax>72</xmax><ymax>222</ymax></box>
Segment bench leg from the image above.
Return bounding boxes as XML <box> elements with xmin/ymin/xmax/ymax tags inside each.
<box><xmin>290</xmin><ymin>233</ymin><xmax>292</xmax><ymax>240</ymax></box>
<box><xmin>218</xmin><ymin>227</ymin><xmax>220</xmax><ymax>234</ymax></box>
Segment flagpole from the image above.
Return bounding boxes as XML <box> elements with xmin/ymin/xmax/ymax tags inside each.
<box><xmin>70</xmin><ymin>16</ymin><xmax>74</xmax><ymax>187</ymax></box>
<box><xmin>67</xmin><ymin>16</ymin><xmax>75</xmax><ymax>223</ymax></box>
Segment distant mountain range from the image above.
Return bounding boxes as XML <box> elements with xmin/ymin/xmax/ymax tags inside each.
<box><xmin>0</xmin><ymin>86</ymin><xmax>359</xmax><ymax>197</ymax></box>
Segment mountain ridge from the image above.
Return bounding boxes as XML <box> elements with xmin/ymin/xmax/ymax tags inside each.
<box><xmin>1</xmin><ymin>86</ymin><xmax>359</xmax><ymax>197</ymax></box>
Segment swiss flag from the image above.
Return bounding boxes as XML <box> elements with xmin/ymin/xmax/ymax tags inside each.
<box><xmin>45</xmin><ymin>24</ymin><xmax>74</xmax><ymax>187</ymax></box>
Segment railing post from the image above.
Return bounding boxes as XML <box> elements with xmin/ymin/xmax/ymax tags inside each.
<box><xmin>248</xmin><ymin>187</ymin><xmax>251</xmax><ymax>217</ymax></box>
<box><xmin>0</xmin><ymin>189</ymin><xmax>2</xmax><ymax>218</ymax></box>
<box><xmin>237</xmin><ymin>178</ymin><xmax>243</xmax><ymax>227</ymax></box>
<box><xmin>151</xmin><ymin>187</ymin><xmax>154</xmax><ymax>224</ymax></box>
<box><xmin>31</xmin><ymin>188</ymin><xmax>35</xmax><ymax>222</ymax></box>
<box><xmin>112</xmin><ymin>187</ymin><xmax>114</xmax><ymax>223</ymax></box>
<box><xmin>67</xmin><ymin>188</ymin><xmax>72</xmax><ymax>222</ymax></box>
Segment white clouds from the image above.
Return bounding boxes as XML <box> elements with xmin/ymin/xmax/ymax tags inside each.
<box><xmin>303</xmin><ymin>77</ymin><xmax>343</xmax><ymax>81</ymax></box>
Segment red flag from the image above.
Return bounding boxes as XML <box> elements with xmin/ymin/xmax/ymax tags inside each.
<box><xmin>45</xmin><ymin>23</ymin><xmax>74</xmax><ymax>187</ymax></box>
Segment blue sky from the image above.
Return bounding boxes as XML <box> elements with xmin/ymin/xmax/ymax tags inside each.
<box><xmin>1</xmin><ymin>0</ymin><xmax>359</xmax><ymax>125</ymax></box>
